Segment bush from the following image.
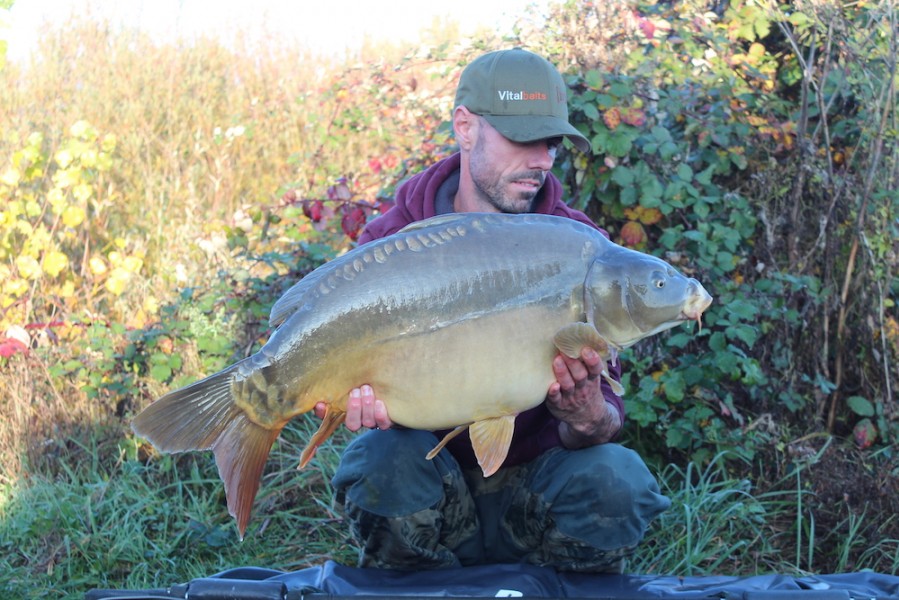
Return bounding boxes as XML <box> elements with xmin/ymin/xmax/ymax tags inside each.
<box><xmin>525</xmin><ymin>0</ymin><xmax>898</xmax><ymax>467</ymax></box>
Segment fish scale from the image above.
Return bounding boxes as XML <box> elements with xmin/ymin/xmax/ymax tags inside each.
<box><xmin>132</xmin><ymin>212</ymin><xmax>712</xmax><ymax>538</ymax></box>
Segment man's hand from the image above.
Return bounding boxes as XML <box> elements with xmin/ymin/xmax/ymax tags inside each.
<box><xmin>546</xmin><ymin>347</ymin><xmax>621</xmax><ymax>448</ymax></box>
<box><xmin>314</xmin><ymin>385</ymin><xmax>392</xmax><ymax>432</ymax></box>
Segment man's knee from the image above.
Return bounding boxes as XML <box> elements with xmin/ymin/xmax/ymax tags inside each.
<box><xmin>331</xmin><ymin>429</ymin><xmax>448</xmax><ymax>517</ymax></box>
<box><xmin>534</xmin><ymin>444</ymin><xmax>670</xmax><ymax>549</ymax></box>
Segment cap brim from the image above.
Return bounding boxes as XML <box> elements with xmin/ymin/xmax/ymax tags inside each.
<box><xmin>482</xmin><ymin>114</ymin><xmax>592</xmax><ymax>154</ymax></box>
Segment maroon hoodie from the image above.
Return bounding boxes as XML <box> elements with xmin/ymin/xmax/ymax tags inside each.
<box><xmin>358</xmin><ymin>152</ymin><xmax>624</xmax><ymax>469</ymax></box>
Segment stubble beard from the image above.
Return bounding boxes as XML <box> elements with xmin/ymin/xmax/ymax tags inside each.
<box><xmin>469</xmin><ymin>138</ymin><xmax>544</xmax><ymax>214</ymax></box>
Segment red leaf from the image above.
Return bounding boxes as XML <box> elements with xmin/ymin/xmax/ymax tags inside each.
<box><xmin>853</xmin><ymin>418</ymin><xmax>877</xmax><ymax>449</ymax></box>
<box><xmin>341</xmin><ymin>207</ymin><xmax>367</xmax><ymax>240</ymax></box>
<box><xmin>603</xmin><ymin>107</ymin><xmax>622</xmax><ymax>131</ymax></box>
<box><xmin>0</xmin><ymin>338</ymin><xmax>28</xmax><ymax>358</ymax></box>
<box><xmin>638</xmin><ymin>17</ymin><xmax>656</xmax><ymax>39</ymax></box>
<box><xmin>622</xmin><ymin>108</ymin><xmax>647</xmax><ymax>128</ymax></box>
<box><xmin>302</xmin><ymin>199</ymin><xmax>324</xmax><ymax>222</ymax></box>
<box><xmin>620</xmin><ymin>221</ymin><xmax>647</xmax><ymax>248</ymax></box>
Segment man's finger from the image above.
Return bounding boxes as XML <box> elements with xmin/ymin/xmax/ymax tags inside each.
<box><xmin>580</xmin><ymin>348</ymin><xmax>605</xmax><ymax>377</ymax></box>
<box><xmin>359</xmin><ymin>385</ymin><xmax>376</xmax><ymax>428</ymax></box>
<box><xmin>374</xmin><ymin>399</ymin><xmax>392</xmax><ymax>430</ymax></box>
<box><xmin>345</xmin><ymin>388</ymin><xmax>362</xmax><ymax>431</ymax></box>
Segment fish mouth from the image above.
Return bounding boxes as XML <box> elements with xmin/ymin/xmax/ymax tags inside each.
<box><xmin>680</xmin><ymin>288</ymin><xmax>714</xmax><ymax>328</ymax></box>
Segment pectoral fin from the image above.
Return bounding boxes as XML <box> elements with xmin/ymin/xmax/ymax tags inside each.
<box><xmin>299</xmin><ymin>406</ymin><xmax>346</xmax><ymax>469</ymax></box>
<box><xmin>469</xmin><ymin>415</ymin><xmax>516</xmax><ymax>477</ymax></box>
<box><xmin>553</xmin><ymin>323</ymin><xmax>625</xmax><ymax>396</ymax></box>
<box><xmin>554</xmin><ymin>322</ymin><xmax>611</xmax><ymax>358</ymax></box>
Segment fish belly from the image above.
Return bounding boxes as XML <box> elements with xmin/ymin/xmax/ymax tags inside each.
<box><xmin>358</xmin><ymin>303</ymin><xmax>571</xmax><ymax>429</ymax></box>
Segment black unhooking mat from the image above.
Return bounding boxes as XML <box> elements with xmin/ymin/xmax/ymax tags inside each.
<box><xmin>85</xmin><ymin>561</ymin><xmax>899</xmax><ymax>600</ymax></box>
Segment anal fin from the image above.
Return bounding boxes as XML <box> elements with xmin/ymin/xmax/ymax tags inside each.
<box><xmin>469</xmin><ymin>415</ymin><xmax>516</xmax><ymax>477</ymax></box>
<box><xmin>298</xmin><ymin>406</ymin><xmax>347</xmax><ymax>469</ymax></box>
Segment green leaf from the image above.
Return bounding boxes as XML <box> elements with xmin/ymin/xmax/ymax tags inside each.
<box><xmin>606</xmin><ymin>132</ymin><xmax>634</xmax><ymax>157</ymax></box>
<box><xmin>846</xmin><ymin>395</ymin><xmax>875</xmax><ymax>417</ymax></box>
<box><xmin>676</xmin><ymin>163</ymin><xmax>693</xmax><ymax>182</ymax></box>
<box><xmin>659</xmin><ymin>141</ymin><xmax>679</xmax><ymax>160</ymax></box>
<box><xmin>620</xmin><ymin>185</ymin><xmax>637</xmax><ymax>206</ymax></box>
<box><xmin>666</xmin><ymin>332</ymin><xmax>692</xmax><ymax>348</ymax></box>
<box><xmin>585</xmin><ymin>70</ymin><xmax>604</xmax><ymax>90</ymax></box>
<box><xmin>611</xmin><ymin>166</ymin><xmax>634</xmax><ymax>187</ymax></box>
<box><xmin>696</xmin><ymin>165</ymin><xmax>715</xmax><ymax>186</ymax></box>
<box><xmin>582</xmin><ymin>103</ymin><xmax>600</xmax><ymax>121</ymax></box>
<box><xmin>609</xmin><ymin>81</ymin><xmax>632</xmax><ymax>98</ymax></box>
<box><xmin>150</xmin><ymin>364</ymin><xmax>172</xmax><ymax>382</ymax></box>
<box><xmin>639</xmin><ymin>176</ymin><xmax>663</xmax><ymax>207</ymax></box>
<box><xmin>651</xmin><ymin>125</ymin><xmax>672</xmax><ymax>143</ymax></box>
<box><xmin>663</xmin><ymin>370</ymin><xmax>685</xmax><ymax>402</ymax></box>
<box><xmin>726</xmin><ymin>299</ymin><xmax>759</xmax><ymax>320</ymax></box>
<box><xmin>726</xmin><ymin>324</ymin><xmax>758</xmax><ymax>348</ymax></box>
<box><xmin>709</xmin><ymin>331</ymin><xmax>727</xmax><ymax>352</ymax></box>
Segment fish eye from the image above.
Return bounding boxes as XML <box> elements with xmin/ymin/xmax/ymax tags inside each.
<box><xmin>655</xmin><ymin>280</ymin><xmax>665</xmax><ymax>288</ymax></box>
<box><xmin>652</xmin><ymin>272</ymin><xmax>667</xmax><ymax>288</ymax></box>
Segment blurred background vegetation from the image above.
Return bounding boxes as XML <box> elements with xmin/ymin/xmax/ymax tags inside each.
<box><xmin>0</xmin><ymin>0</ymin><xmax>897</xmax><ymax>597</ymax></box>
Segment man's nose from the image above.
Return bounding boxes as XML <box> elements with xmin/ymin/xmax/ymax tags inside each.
<box><xmin>527</xmin><ymin>142</ymin><xmax>557</xmax><ymax>171</ymax></box>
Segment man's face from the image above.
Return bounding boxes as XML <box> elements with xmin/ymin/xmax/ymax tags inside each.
<box><xmin>468</xmin><ymin>117</ymin><xmax>561</xmax><ymax>213</ymax></box>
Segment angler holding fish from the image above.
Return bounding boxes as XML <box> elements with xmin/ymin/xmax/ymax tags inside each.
<box><xmin>133</xmin><ymin>48</ymin><xmax>712</xmax><ymax>573</ymax></box>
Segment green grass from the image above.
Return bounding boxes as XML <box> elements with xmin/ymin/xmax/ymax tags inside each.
<box><xmin>0</xmin><ymin>418</ymin><xmax>357</xmax><ymax>599</ymax></box>
<box><xmin>4</xmin><ymin>429</ymin><xmax>897</xmax><ymax>599</ymax></box>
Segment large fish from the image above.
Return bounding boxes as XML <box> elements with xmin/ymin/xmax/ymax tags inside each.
<box><xmin>132</xmin><ymin>212</ymin><xmax>712</xmax><ymax>537</ymax></box>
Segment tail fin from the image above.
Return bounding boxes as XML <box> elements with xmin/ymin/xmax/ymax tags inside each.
<box><xmin>131</xmin><ymin>361</ymin><xmax>282</xmax><ymax>539</ymax></box>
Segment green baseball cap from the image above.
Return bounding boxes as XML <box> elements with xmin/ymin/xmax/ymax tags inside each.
<box><xmin>454</xmin><ymin>48</ymin><xmax>591</xmax><ymax>154</ymax></box>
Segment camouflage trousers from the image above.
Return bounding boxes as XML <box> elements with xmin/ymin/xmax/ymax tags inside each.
<box><xmin>331</xmin><ymin>429</ymin><xmax>670</xmax><ymax>572</ymax></box>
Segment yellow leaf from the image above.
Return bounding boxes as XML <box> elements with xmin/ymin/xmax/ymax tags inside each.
<box><xmin>122</xmin><ymin>256</ymin><xmax>143</xmax><ymax>273</ymax></box>
<box><xmin>16</xmin><ymin>255</ymin><xmax>41</xmax><ymax>279</ymax></box>
<box><xmin>42</xmin><ymin>251</ymin><xmax>69</xmax><ymax>278</ymax></box>
<box><xmin>62</xmin><ymin>205</ymin><xmax>86</xmax><ymax>228</ymax></box>
<box><xmin>59</xmin><ymin>280</ymin><xmax>76</xmax><ymax>298</ymax></box>
<box><xmin>143</xmin><ymin>295</ymin><xmax>159</xmax><ymax>315</ymax></box>
<box><xmin>54</xmin><ymin>167</ymin><xmax>81</xmax><ymax>189</ymax></box>
<box><xmin>70</xmin><ymin>120</ymin><xmax>97</xmax><ymax>140</ymax></box>
<box><xmin>0</xmin><ymin>168</ymin><xmax>20</xmax><ymax>187</ymax></box>
<box><xmin>89</xmin><ymin>256</ymin><xmax>108</xmax><ymax>275</ymax></box>
<box><xmin>73</xmin><ymin>183</ymin><xmax>92</xmax><ymax>203</ymax></box>
<box><xmin>105</xmin><ymin>267</ymin><xmax>131</xmax><ymax>296</ymax></box>
<box><xmin>15</xmin><ymin>220</ymin><xmax>34</xmax><ymax>237</ymax></box>
<box><xmin>80</xmin><ymin>150</ymin><xmax>98</xmax><ymax>168</ymax></box>
<box><xmin>55</xmin><ymin>149</ymin><xmax>74</xmax><ymax>169</ymax></box>
<box><xmin>101</xmin><ymin>134</ymin><xmax>117</xmax><ymax>153</ymax></box>
<box><xmin>48</xmin><ymin>188</ymin><xmax>66</xmax><ymax>213</ymax></box>
<box><xmin>3</xmin><ymin>278</ymin><xmax>29</xmax><ymax>301</ymax></box>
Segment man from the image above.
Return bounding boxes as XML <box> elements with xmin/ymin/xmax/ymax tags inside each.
<box><xmin>316</xmin><ymin>48</ymin><xmax>669</xmax><ymax>573</ymax></box>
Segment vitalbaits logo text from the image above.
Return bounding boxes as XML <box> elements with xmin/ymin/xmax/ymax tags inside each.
<box><xmin>497</xmin><ymin>90</ymin><xmax>547</xmax><ymax>101</ymax></box>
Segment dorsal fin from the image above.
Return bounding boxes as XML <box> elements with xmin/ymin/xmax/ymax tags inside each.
<box><xmin>270</xmin><ymin>214</ymin><xmax>474</xmax><ymax>328</ymax></box>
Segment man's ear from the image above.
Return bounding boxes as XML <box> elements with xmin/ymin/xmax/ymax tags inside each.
<box><xmin>453</xmin><ymin>106</ymin><xmax>478</xmax><ymax>151</ymax></box>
